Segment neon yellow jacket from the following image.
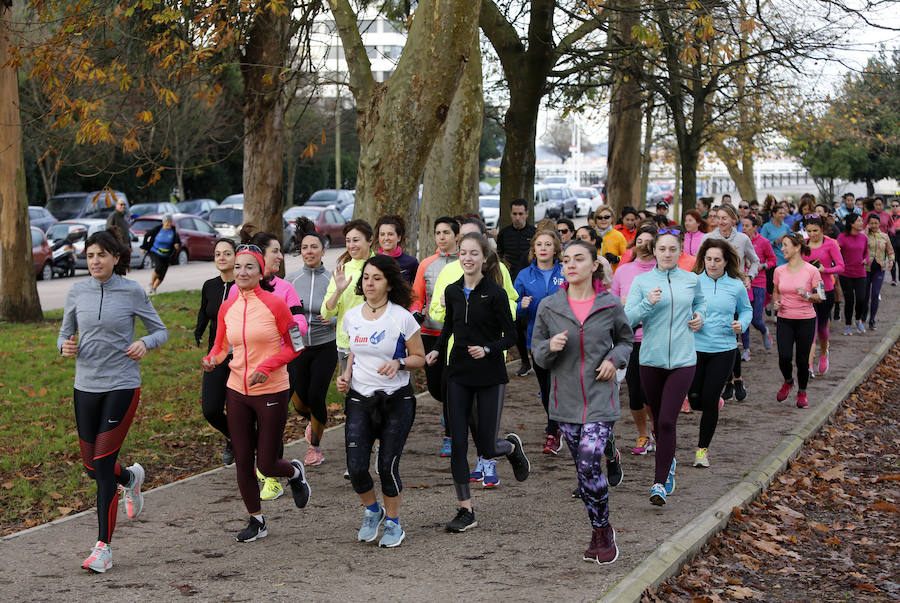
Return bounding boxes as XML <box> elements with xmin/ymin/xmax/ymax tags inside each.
<box><xmin>321</xmin><ymin>254</ymin><xmax>372</xmax><ymax>349</ymax></box>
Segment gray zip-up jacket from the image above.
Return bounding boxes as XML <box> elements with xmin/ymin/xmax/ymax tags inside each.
<box><xmin>531</xmin><ymin>286</ymin><xmax>633</xmax><ymax>424</ymax></box>
<box><xmin>287</xmin><ymin>262</ymin><xmax>336</xmax><ymax>347</ymax></box>
<box><xmin>702</xmin><ymin>228</ymin><xmax>760</xmax><ymax>280</ymax></box>
<box><xmin>57</xmin><ymin>273</ymin><xmax>168</xmax><ymax>392</ymax></box>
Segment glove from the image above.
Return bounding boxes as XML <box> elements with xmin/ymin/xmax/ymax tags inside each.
<box><xmin>604</xmin><ymin>253</ymin><xmax>620</xmax><ymax>265</ymax></box>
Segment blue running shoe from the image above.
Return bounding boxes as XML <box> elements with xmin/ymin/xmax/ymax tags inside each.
<box><xmin>440</xmin><ymin>437</ymin><xmax>452</xmax><ymax>458</ymax></box>
<box><xmin>482</xmin><ymin>459</ymin><xmax>499</xmax><ymax>488</ymax></box>
<box><xmin>357</xmin><ymin>506</ymin><xmax>385</xmax><ymax>543</ymax></box>
<box><xmin>469</xmin><ymin>457</ymin><xmax>485</xmax><ymax>482</ymax></box>
<box><xmin>378</xmin><ymin>520</ymin><xmax>405</xmax><ymax>548</ymax></box>
<box><xmin>664</xmin><ymin>459</ymin><xmax>676</xmax><ymax>495</ymax></box>
<box><xmin>649</xmin><ymin>483</ymin><xmax>667</xmax><ymax>506</ymax></box>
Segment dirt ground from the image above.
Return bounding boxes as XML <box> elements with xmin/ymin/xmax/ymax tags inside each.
<box><xmin>1</xmin><ymin>292</ymin><xmax>898</xmax><ymax>602</ymax></box>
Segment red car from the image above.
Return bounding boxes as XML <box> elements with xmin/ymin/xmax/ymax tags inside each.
<box><xmin>283</xmin><ymin>205</ymin><xmax>347</xmax><ymax>248</ymax></box>
<box><xmin>130</xmin><ymin>213</ymin><xmax>218</xmax><ymax>264</ymax></box>
<box><xmin>32</xmin><ymin>226</ymin><xmax>52</xmax><ymax>280</ymax></box>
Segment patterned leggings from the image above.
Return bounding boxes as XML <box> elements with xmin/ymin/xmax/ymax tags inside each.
<box><xmin>559</xmin><ymin>422</ymin><xmax>615</xmax><ymax>529</ymax></box>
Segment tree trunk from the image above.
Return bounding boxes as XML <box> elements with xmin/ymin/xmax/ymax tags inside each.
<box><xmin>420</xmin><ymin>32</ymin><xmax>483</xmax><ymax>257</ymax></box>
<box><xmin>241</xmin><ymin>9</ymin><xmax>289</xmax><ymax>238</ymax></box>
<box><xmin>329</xmin><ymin>0</ymin><xmax>480</xmax><ymax>227</ymax></box>
<box><xmin>0</xmin><ymin>5</ymin><xmax>43</xmax><ymax>322</ymax></box>
<box><xmin>497</xmin><ymin>84</ymin><xmax>540</xmax><ymax>227</ymax></box>
<box><xmin>680</xmin><ymin>144</ymin><xmax>700</xmax><ymax>214</ymax></box>
<box><xmin>639</xmin><ymin>103</ymin><xmax>654</xmax><ymax>206</ymax></box>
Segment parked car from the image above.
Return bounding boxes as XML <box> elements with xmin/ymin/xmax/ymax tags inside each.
<box><xmin>28</xmin><ymin>206</ymin><xmax>57</xmax><ymax>232</ymax></box>
<box><xmin>130</xmin><ymin>213</ymin><xmax>218</xmax><ymax>265</ymax></box>
<box><xmin>206</xmin><ymin>207</ymin><xmax>295</xmax><ymax>253</ymax></box>
<box><xmin>341</xmin><ymin>203</ymin><xmax>354</xmax><ymax>221</ymax></box>
<box><xmin>647</xmin><ymin>181</ymin><xmax>675</xmax><ymax>206</ymax></box>
<box><xmin>47</xmin><ymin>219</ymin><xmax>145</xmax><ymax>270</ymax></box>
<box><xmin>129</xmin><ymin>202</ymin><xmax>179</xmax><ymax>220</ymax></box>
<box><xmin>176</xmin><ymin>198</ymin><xmax>218</xmax><ymax>219</ymax></box>
<box><xmin>541</xmin><ymin>175</ymin><xmax>575</xmax><ymax>187</ymax></box>
<box><xmin>31</xmin><ymin>227</ymin><xmax>52</xmax><ymax>280</ymax></box>
<box><xmin>283</xmin><ymin>205</ymin><xmax>347</xmax><ymax>248</ymax></box>
<box><xmin>304</xmin><ymin>189</ymin><xmax>354</xmax><ymax>211</ymax></box>
<box><xmin>478</xmin><ymin>195</ymin><xmax>500</xmax><ymax>230</ymax></box>
<box><xmin>571</xmin><ymin>187</ymin><xmax>601</xmax><ymax>217</ymax></box>
<box><xmin>533</xmin><ymin>184</ymin><xmax>577</xmax><ymax>220</ymax></box>
<box><xmin>478</xmin><ymin>181</ymin><xmax>495</xmax><ymax>195</ymax></box>
<box><xmin>45</xmin><ymin>190</ymin><xmax>129</xmax><ymax>221</ymax></box>
<box><xmin>220</xmin><ymin>193</ymin><xmax>244</xmax><ymax>208</ymax></box>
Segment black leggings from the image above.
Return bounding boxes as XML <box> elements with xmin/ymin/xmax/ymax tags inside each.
<box><xmin>288</xmin><ymin>341</ymin><xmax>338</xmax><ymax>445</ymax></box>
<box><xmin>446</xmin><ymin>381</ymin><xmax>513</xmax><ymax>501</ymax></box>
<box><xmin>74</xmin><ymin>388</ymin><xmax>139</xmax><ymax>544</ymax></box>
<box><xmin>688</xmin><ymin>350</ymin><xmax>736</xmax><ymax>449</ymax></box>
<box><xmin>421</xmin><ymin>333</ymin><xmax>449</xmax><ymax>437</ymax></box>
<box><xmin>345</xmin><ymin>385</ymin><xmax>416</xmax><ymax>498</ymax></box>
<box><xmin>201</xmin><ymin>355</ymin><xmax>231</xmax><ymax>439</ymax></box>
<box><xmin>625</xmin><ymin>342</ymin><xmax>647</xmax><ymax>411</ymax></box>
<box><xmin>814</xmin><ymin>290</ymin><xmax>835</xmax><ymax>341</ymax></box>
<box><xmin>531</xmin><ymin>351</ymin><xmax>558</xmax><ymax>434</ymax></box>
<box><xmin>776</xmin><ymin>317</ymin><xmax>816</xmax><ymax>391</ymax></box>
<box><xmin>838</xmin><ymin>275</ymin><xmax>867</xmax><ymax>324</ymax></box>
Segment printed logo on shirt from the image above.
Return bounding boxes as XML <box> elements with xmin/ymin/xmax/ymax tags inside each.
<box><xmin>552</xmin><ymin>277</ymin><xmax>566</xmax><ymax>286</ymax></box>
<box><xmin>353</xmin><ymin>329</ymin><xmax>386</xmax><ymax>345</ymax></box>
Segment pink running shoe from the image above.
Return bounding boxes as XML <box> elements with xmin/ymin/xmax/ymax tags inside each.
<box><xmin>796</xmin><ymin>391</ymin><xmax>809</xmax><ymax>409</ymax></box>
<box><xmin>718</xmin><ymin>397</ymin><xmax>725</xmax><ymax>410</ymax></box>
<box><xmin>817</xmin><ymin>352</ymin><xmax>829</xmax><ymax>375</ymax></box>
<box><xmin>776</xmin><ymin>381</ymin><xmax>793</xmax><ymax>402</ymax></box>
<box><xmin>680</xmin><ymin>398</ymin><xmax>692</xmax><ymax>413</ymax></box>
<box><xmin>632</xmin><ymin>436</ymin><xmax>651</xmax><ymax>455</ymax></box>
<box><xmin>304</xmin><ymin>446</ymin><xmax>324</xmax><ymax>466</ymax></box>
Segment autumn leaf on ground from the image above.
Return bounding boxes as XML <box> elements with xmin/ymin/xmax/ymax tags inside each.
<box><xmin>867</xmin><ymin>501</ymin><xmax>900</xmax><ymax>513</ymax></box>
<box><xmin>820</xmin><ymin>465</ymin><xmax>845</xmax><ymax>481</ymax></box>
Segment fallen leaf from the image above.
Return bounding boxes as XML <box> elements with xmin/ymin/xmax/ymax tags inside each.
<box><xmin>867</xmin><ymin>501</ymin><xmax>900</xmax><ymax>513</ymax></box>
<box><xmin>728</xmin><ymin>586</ymin><xmax>760</xmax><ymax>599</ymax></box>
<box><xmin>48</xmin><ymin>491</ymin><xmax>63</xmax><ymax>500</ymax></box>
<box><xmin>874</xmin><ymin>474</ymin><xmax>900</xmax><ymax>482</ymax></box>
<box><xmin>2</xmin><ymin>481</ymin><xmax>14</xmax><ymax>489</ymax></box>
<box><xmin>853</xmin><ymin>583</ymin><xmax>879</xmax><ymax>592</ymax></box>
<box><xmin>57</xmin><ymin>506</ymin><xmax>73</xmax><ymax>516</ymax></box>
<box><xmin>821</xmin><ymin>466</ymin><xmax>845</xmax><ymax>481</ymax></box>
<box><xmin>809</xmin><ymin>521</ymin><xmax>830</xmax><ymax>534</ymax></box>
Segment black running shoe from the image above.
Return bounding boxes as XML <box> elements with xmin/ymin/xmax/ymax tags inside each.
<box><xmin>572</xmin><ymin>486</ymin><xmax>582</xmax><ymax>499</ymax></box>
<box><xmin>445</xmin><ymin>507</ymin><xmax>478</xmax><ymax>533</ymax></box>
<box><xmin>515</xmin><ymin>363</ymin><xmax>533</xmax><ymax>377</ymax></box>
<box><xmin>722</xmin><ymin>382</ymin><xmax>734</xmax><ymax>400</ymax></box>
<box><xmin>236</xmin><ymin>516</ymin><xmax>267</xmax><ymax>542</ymax></box>
<box><xmin>606</xmin><ymin>449</ymin><xmax>624</xmax><ymax>487</ymax></box>
<box><xmin>222</xmin><ymin>439</ymin><xmax>234</xmax><ymax>466</ymax></box>
<box><xmin>833</xmin><ymin>304</ymin><xmax>841</xmax><ymax>321</ymax></box>
<box><xmin>288</xmin><ymin>460</ymin><xmax>311</xmax><ymax>509</ymax></box>
<box><xmin>734</xmin><ymin>380</ymin><xmax>747</xmax><ymax>401</ymax></box>
<box><xmin>505</xmin><ymin>433</ymin><xmax>531</xmax><ymax>481</ymax></box>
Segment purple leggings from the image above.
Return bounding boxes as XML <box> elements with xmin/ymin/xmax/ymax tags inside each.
<box><xmin>559</xmin><ymin>422</ymin><xmax>614</xmax><ymax>528</ymax></box>
<box><xmin>639</xmin><ymin>365</ymin><xmax>696</xmax><ymax>484</ymax></box>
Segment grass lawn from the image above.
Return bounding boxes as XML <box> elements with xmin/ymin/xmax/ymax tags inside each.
<box><xmin>0</xmin><ymin>289</ymin><xmax>344</xmax><ymax>534</ymax></box>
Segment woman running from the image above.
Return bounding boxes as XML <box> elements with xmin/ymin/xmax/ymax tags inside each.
<box><xmin>202</xmin><ymin>244</ymin><xmax>311</xmax><ymax>543</ymax></box>
<box><xmin>425</xmin><ymin>232</ymin><xmax>530</xmax><ymax>533</ymax></box>
<box><xmin>287</xmin><ymin>218</ymin><xmax>338</xmax><ymax>467</ymax></box>
<box><xmin>761</xmin><ymin>203</ymin><xmax>791</xmax><ymax>308</ymax></box>
<box><xmin>593</xmin><ymin>207</ymin><xmax>627</xmax><ymax>270</ymax></box>
<box><xmin>837</xmin><ymin>213</ymin><xmax>869</xmax><ymax>335</ymax></box>
<box><xmin>625</xmin><ymin>229</ymin><xmax>706</xmax><ymax>506</ymax></box>
<box><xmin>336</xmin><ymin>254</ymin><xmax>425</xmax><ymax>548</ymax></box>
<box><xmin>141</xmin><ymin>214</ymin><xmax>181</xmax><ymax>295</ymax></box>
<box><xmin>802</xmin><ymin>215</ymin><xmax>843</xmax><ymax>375</ymax></box>
<box><xmin>863</xmin><ymin>213</ymin><xmax>894</xmax><ymax>330</ymax></box>
<box><xmin>58</xmin><ymin>230</ymin><xmax>168</xmax><ymax>572</ymax></box>
<box><xmin>688</xmin><ymin>239</ymin><xmax>752</xmax><ymax>468</ymax></box>
<box><xmin>683</xmin><ymin>209</ymin><xmax>709</xmax><ymax>257</ymax></box>
<box><xmin>614</xmin><ymin>207</ymin><xmax>639</xmax><ymax>243</ymax></box>
<box><xmin>611</xmin><ymin>225</ymin><xmax>657</xmax><ymax>455</ymax></box>
<box><xmin>741</xmin><ymin>215</ymin><xmax>776</xmax><ymax>360</ymax></box>
<box><xmin>531</xmin><ymin>241</ymin><xmax>633</xmax><ymax>565</ymax></box>
<box><xmin>375</xmin><ymin>214</ymin><xmax>419</xmax><ymax>284</ymax></box>
<box><xmin>773</xmin><ymin>233</ymin><xmax>824</xmax><ymax>409</ymax></box>
<box><xmin>194</xmin><ymin>238</ymin><xmax>237</xmax><ymax>465</ymax></box>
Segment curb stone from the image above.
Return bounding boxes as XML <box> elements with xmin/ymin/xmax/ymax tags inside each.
<box><xmin>599</xmin><ymin>319</ymin><xmax>900</xmax><ymax>603</ymax></box>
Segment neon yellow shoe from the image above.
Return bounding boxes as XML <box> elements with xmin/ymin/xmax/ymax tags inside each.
<box><xmin>257</xmin><ymin>469</ymin><xmax>284</xmax><ymax>501</ymax></box>
<box><xmin>694</xmin><ymin>447</ymin><xmax>710</xmax><ymax>468</ymax></box>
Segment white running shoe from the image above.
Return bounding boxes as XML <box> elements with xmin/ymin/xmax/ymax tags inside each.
<box><xmin>82</xmin><ymin>541</ymin><xmax>112</xmax><ymax>573</ymax></box>
<box><xmin>121</xmin><ymin>463</ymin><xmax>145</xmax><ymax>519</ymax></box>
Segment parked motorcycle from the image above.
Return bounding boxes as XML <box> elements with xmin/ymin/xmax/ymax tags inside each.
<box><xmin>50</xmin><ymin>233</ymin><xmax>78</xmax><ymax>278</ymax></box>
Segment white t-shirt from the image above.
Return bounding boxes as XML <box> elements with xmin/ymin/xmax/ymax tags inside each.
<box><xmin>343</xmin><ymin>301</ymin><xmax>420</xmax><ymax>396</ymax></box>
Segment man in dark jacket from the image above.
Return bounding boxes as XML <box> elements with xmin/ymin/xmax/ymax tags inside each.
<box><xmin>106</xmin><ymin>198</ymin><xmax>131</xmax><ymax>246</ymax></box>
<box><xmin>496</xmin><ymin>198</ymin><xmax>536</xmax><ymax>376</ymax></box>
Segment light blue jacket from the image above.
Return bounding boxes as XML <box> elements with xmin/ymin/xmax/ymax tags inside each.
<box><xmin>693</xmin><ymin>272</ymin><xmax>752</xmax><ymax>353</ymax></box>
<box><xmin>624</xmin><ymin>267</ymin><xmax>707</xmax><ymax>369</ymax></box>
<box><xmin>514</xmin><ymin>261</ymin><xmax>565</xmax><ymax>349</ymax></box>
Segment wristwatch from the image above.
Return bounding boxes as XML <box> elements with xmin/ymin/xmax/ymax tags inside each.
<box><xmin>482</xmin><ymin>346</ymin><xmax>491</xmax><ymax>355</ymax></box>
<box><xmin>397</xmin><ymin>357</ymin><xmax>407</xmax><ymax>370</ymax></box>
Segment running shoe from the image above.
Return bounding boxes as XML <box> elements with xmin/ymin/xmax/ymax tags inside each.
<box><xmin>121</xmin><ymin>463</ymin><xmax>145</xmax><ymax>519</ymax></box>
<box><xmin>734</xmin><ymin>380</ymin><xmax>747</xmax><ymax>401</ymax></box>
<box><xmin>833</xmin><ymin>305</ymin><xmax>841</xmax><ymax>321</ymax></box>
<box><xmin>817</xmin><ymin>352</ymin><xmax>829</xmax><ymax>376</ymax></box>
<box><xmin>741</xmin><ymin>349</ymin><xmax>751</xmax><ymax>362</ymax></box>
<box><xmin>893</xmin><ymin>281</ymin><xmax>897</xmax><ymax>286</ymax></box>
<box><xmin>222</xmin><ymin>439</ymin><xmax>234</xmax><ymax>466</ymax></box>
<box><xmin>287</xmin><ymin>460</ymin><xmax>311</xmax><ymax>508</ymax></box>
<box><xmin>482</xmin><ymin>459</ymin><xmax>499</xmax><ymax>488</ymax></box>
<box><xmin>505</xmin><ymin>433</ymin><xmax>531</xmax><ymax>481</ymax></box>
<box><xmin>378</xmin><ymin>520</ymin><xmax>405</xmax><ymax>548</ymax></box>
<box><xmin>718</xmin><ymin>397</ymin><xmax>725</xmax><ymax>410</ymax></box>
<box><xmin>304</xmin><ymin>446</ymin><xmax>325</xmax><ymax>467</ymax></box>
<box><xmin>606</xmin><ymin>449</ymin><xmax>624</xmax><ymax>487</ymax></box>
<box><xmin>843</xmin><ymin>326</ymin><xmax>853</xmax><ymax>336</ymax></box>
<box><xmin>357</xmin><ymin>506</ymin><xmax>385</xmax><ymax>542</ymax></box>
<box><xmin>869</xmin><ymin>321</ymin><xmax>877</xmax><ymax>331</ymax></box>
<box><xmin>235</xmin><ymin>516</ymin><xmax>267</xmax><ymax>543</ymax></box>
<box><xmin>542</xmin><ymin>432</ymin><xmax>561</xmax><ymax>454</ymax></box>
<box><xmin>584</xmin><ymin>525</ymin><xmax>618</xmax><ymax>565</ymax></box>
<box><xmin>796</xmin><ymin>391</ymin><xmax>809</xmax><ymax>409</ymax></box>
<box><xmin>572</xmin><ymin>486</ymin><xmax>582</xmax><ymax>499</ymax></box>
<box><xmin>722</xmin><ymin>382</ymin><xmax>734</xmax><ymax>400</ymax></box>
<box><xmin>445</xmin><ymin>507</ymin><xmax>477</xmax><ymax>532</ymax></box>
<box><xmin>808</xmin><ymin>364</ymin><xmax>815</xmax><ymax>380</ymax></box>
<box><xmin>763</xmin><ymin>331</ymin><xmax>773</xmax><ymax>350</ymax></box>
<box><xmin>694</xmin><ymin>448</ymin><xmax>710</xmax><ymax>468</ymax></box>
<box><xmin>856</xmin><ymin>320</ymin><xmax>866</xmax><ymax>334</ymax></box>
<box><xmin>664</xmin><ymin>459</ymin><xmax>677</xmax><ymax>495</ymax></box>
<box><xmin>259</xmin><ymin>477</ymin><xmax>283</xmax><ymax>501</ymax></box>
<box><xmin>515</xmin><ymin>362</ymin><xmax>533</xmax><ymax>377</ymax></box>
<box><xmin>469</xmin><ymin>457</ymin><xmax>485</xmax><ymax>482</ymax></box>
<box><xmin>82</xmin><ymin>541</ymin><xmax>112</xmax><ymax>573</ymax></box>
<box><xmin>680</xmin><ymin>398</ymin><xmax>692</xmax><ymax>414</ymax></box>
<box><xmin>440</xmin><ymin>437</ymin><xmax>452</xmax><ymax>457</ymax></box>
<box><xmin>632</xmin><ymin>436</ymin><xmax>652</xmax><ymax>455</ymax></box>
<box><xmin>776</xmin><ymin>381</ymin><xmax>793</xmax><ymax>402</ymax></box>
<box><xmin>343</xmin><ymin>469</ymin><xmax>350</xmax><ymax>480</ymax></box>
<box><xmin>649</xmin><ymin>483</ymin><xmax>667</xmax><ymax>506</ymax></box>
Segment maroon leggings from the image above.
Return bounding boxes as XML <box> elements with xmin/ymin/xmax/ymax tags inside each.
<box><xmin>639</xmin><ymin>365</ymin><xmax>696</xmax><ymax>484</ymax></box>
<box><xmin>226</xmin><ymin>388</ymin><xmax>295</xmax><ymax>514</ymax></box>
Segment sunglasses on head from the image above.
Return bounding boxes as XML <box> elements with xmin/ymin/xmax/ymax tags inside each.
<box><xmin>804</xmin><ymin>214</ymin><xmax>819</xmax><ymax>219</ymax></box>
<box><xmin>236</xmin><ymin>244</ymin><xmax>263</xmax><ymax>254</ymax></box>
<box><xmin>658</xmin><ymin>228</ymin><xmax>681</xmax><ymax>236</ymax></box>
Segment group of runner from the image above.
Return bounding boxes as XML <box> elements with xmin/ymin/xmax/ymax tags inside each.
<box><xmin>58</xmin><ymin>190</ymin><xmax>894</xmax><ymax>571</ymax></box>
